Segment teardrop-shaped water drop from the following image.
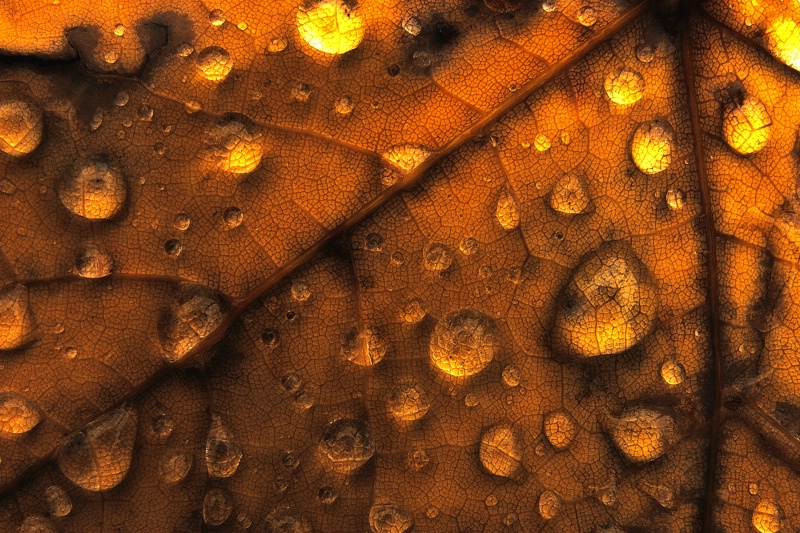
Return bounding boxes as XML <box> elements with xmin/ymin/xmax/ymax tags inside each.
<box><xmin>44</xmin><ymin>485</ymin><xmax>72</xmax><ymax>517</ymax></box>
<box><xmin>630</xmin><ymin>119</ymin><xmax>675</xmax><ymax>175</ymax></box>
<box><xmin>205</xmin><ymin>414</ymin><xmax>243</xmax><ymax>478</ymax></box>
<box><xmin>495</xmin><ymin>189</ymin><xmax>520</xmax><ymax>230</ymax></box>
<box><xmin>543</xmin><ymin>409</ymin><xmax>577</xmax><ymax>451</ymax></box>
<box><xmin>75</xmin><ymin>242</ymin><xmax>113</xmax><ymax>278</ymax></box>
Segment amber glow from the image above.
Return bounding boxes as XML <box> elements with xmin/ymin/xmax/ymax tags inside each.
<box><xmin>297</xmin><ymin>0</ymin><xmax>365</xmax><ymax>55</ymax></box>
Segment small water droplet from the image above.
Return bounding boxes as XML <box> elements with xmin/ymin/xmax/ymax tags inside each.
<box><xmin>407</xmin><ymin>448</ymin><xmax>430</xmax><ymax>470</ymax></box>
<box><xmin>534</xmin><ymin>133</ymin><xmax>551</xmax><ymax>151</ymax></box>
<box><xmin>369</xmin><ymin>503</ymin><xmax>413</xmax><ymax>533</ymax></box>
<box><xmin>223</xmin><ymin>206</ymin><xmax>243</xmax><ymax>229</ymax></box>
<box><xmin>44</xmin><ymin>485</ymin><xmax>72</xmax><ymax>517</ymax></box>
<box><xmin>400</xmin><ymin>299</ymin><xmax>426</xmax><ymax>324</ymax></box>
<box><xmin>464</xmin><ymin>392</ymin><xmax>479</xmax><ymax>407</ymax></box>
<box><xmin>752</xmin><ymin>500</ymin><xmax>782</xmax><ymax>533</ymax></box>
<box><xmin>606</xmin><ymin>408</ymin><xmax>676</xmax><ymax>463</ymax></box>
<box><xmin>538</xmin><ymin>490</ymin><xmax>561</xmax><ymax>520</ymax></box>
<box><xmin>577</xmin><ymin>6</ymin><xmax>597</xmax><ymax>27</ymax></box>
<box><xmin>496</xmin><ymin>189</ymin><xmax>520</xmax><ymax>230</ymax></box>
<box><xmin>267</xmin><ymin>36</ymin><xmax>288</xmax><ymax>53</ymax></box>
<box><xmin>542</xmin><ymin>0</ymin><xmax>557</xmax><ymax>12</ymax></box>
<box><xmin>402</xmin><ymin>16</ymin><xmax>422</xmax><ymax>36</ymax></box>
<box><xmin>335</xmin><ymin>96</ymin><xmax>355</xmax><ymax>116</ymax></box>
<box><xmin>173</xmin><ymin>213</ymin><xmax>191</xmax><ymax>231</ymax></box>
<box><xmin>366</xmin><ymin>232</ymin><xmax>384</xmax><ymax>251</ymax></box>
<box><xmin>636</xmin><ymin>44</ymin><xmax>655</xmax><ymax>63</ymax></box>
<box><xmin>660</xmin><ymin>360</ymin><xmax>686</xmax><ymax>385</ymax></box>
<box><xmin>209</xmin><ymin>9</ymin><xmax>226</xmax><ymax>26</ymax></box>
<box><xmin>0</xmin><ymin>392</ymin><xmax>40</xmax><ymax>434</ymax></box>
<box><xmin>479</xmin><ymin>423</ymin><xmax>522</xmax><ymax>478</ymax></box>
<box><xmin>177</xmin><ymin>43</ymin><xmax>194</xmax><ymax>57</ymax></box>
<box><xmin>423</xmin><ymin>242</ymin><xmax>453</xmax><ymax>272</ymax></box>
<box><xmin>58</xmin><ymin>158</ymin><xmax>126</xmax><ymax>220</ymax></box>
<box><xmin>459</xmin><ymin>237</ymin><xmax>479</xmax><ymax>256</ymax></box>
<box><xmin>604</xmin><ymin>68</ymin><xmax>646</xmax><ymax>105</ymax></box>
<box><xmin>75</xmin><ymin>242</ymin><xmax>113</xmax><ymax>278</ymax></box>
<box><xmin>297</xmin><ymin>0</ymin><xmax>365</xmax><ymax>55</ymax></box>
<box><xmin>320</xmin><ymin>418</ymin><xmax>375</xmax><ymax>473</ymax></box>
<box><xmin>544</xmin><ymin>410</ymin><xmax>578</xmax><ymax>451</ymax></box>
<box><xmin>485</xmin><ymin>494</ymin><xmax>498</xmax><ymax>507</ymax></box>
<box><xmin>550</xmin><ymin>174</ymin><xmax>590</xmax><ymax>215</ymax></box>
<box><xmin>64</xmin><ymin>347</ymin><xmax>77</xmax><ymax>359</ymax></box>
<box><xmin>666</xmin><ymin>188</ymin><xmax>685</xmax><ymax>211</ymax></box>
<box><xmin>19</xmin><ymin>516</ymin><xmax>56</xmax><ymax>533</ymax></box>
<box><xmin>164</xmin><ymin>239</ymin><xmax>183</xmax><ymax>258</ymax></box>
<box><xmin>113</xmin><ymin>24</ymin><xmax>125</xmax><ymax>37</ymax></box>
<box><xmin>196</xmin><ymin>46</ymin><xmax>233</xmax><ymax>82</ymax></box>
<box><xmin>203</xmin><ymin>114</ymin><xmax>263</xmax><ymax>175</ymax></box>
<box><xmin>341</xmin><ymin>326</ymin><xmax>387</xmax><ymax>366</ymax></box>
<box><xmin>318</xmin><ymin>486</ymin><xmax>339</xmax><ymax>504</ymax></box>
<box><xmin>203</xmin><ymin>487</ymin><xmax>233</xmax><ymax>526</ymax></box>
<box><xmin>722</xmin><ymin>93</ymin><xmax>772</xmax><ymax>155</ymax></box>
<box><xmin>631</xmin><ymin>119</ymin><xmax>675</xmax><ymax>174</ymax></box>
<box><xmin>159</xmin><ymin>289</ymin><xmax>224</xmax><ymax>363</ymax></box>
<box><xmin>0</xmin><ymin>284</ymin><xmax>33</xmax><ymax>350</ymax></box>
<box><xmin>502</xmin><ymin>364</ymin><xmax>520</xmax><ymax>387</ymax></box>
<box><xmin>261</xmin><ymin>328</ymin><xmax>280</xmax><ymax>348</ymax></box>
<box><xmin>206</xmin><ymin>414</ymin><xmax>243</xmax><ymax>478</ymax></box>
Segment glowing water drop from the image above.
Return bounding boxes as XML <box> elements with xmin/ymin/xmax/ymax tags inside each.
<box><xmin>0</xmin><ymin>284</ymin><xmax>33</xmax><ymax>350</ymax></box>
<box><xmin>630</xmin><ymin>119</ymin><xmax>675</xmax><ymax>174</ymax></box>
<box><xmin>604</xmin><ymin>68</ymin><xmax>645</xmax><ymax>105</ymax></box>
<box><xmin>543</xmin><ymin>409</ymin><xmax>577</xmax><ymax>451</ymax></box>
<box><xmin>495</xmin><ymin>189</ymin><xmax>520</xmax><ymax>230</ymax></box>
<box><xmin>429</xmin><ymin>309</ymin><xmax>496</xmax><ymax>377</ymax></box>
<box><xmin>297</xmin><ymin>0</ymin><xmax>366</xmax><ymax>55</ymax></box>
<box><xmin>203</xmin><ymin>114</ymin><xmax>264</xmax><ymax>174</ymax></box>
<box><xmin>159</xmin><ymin>291</ymin><xmax>223</xmax><ymax>363</ymax></box>
<box><xmin>58</xmin><ymin>159</ymin><xmax>127</xmax><ymax>220</ymax></box>
<box><xmin>382</xmin><ymin>143</ymin><xmax>432</xmax><ymax>173</ymax></box>
<box><xmin>0</xmin><ymin>392</ymin><xmax>40</xmax><ymax>434</ymax></box>
<box><xmin>752</xmin><ymin>500</ymin><xmax>783</xmax><ymax>533</ymax></box>
<box><xmin>0</xmin><ymin>95</ymin><xmax>43</xmax><ymax>157</ymax></box>
<box><xmin>722</xmin><ymin>94</ymin><xmax>772</xmax><ymax>155</ymax></box>
<box><xmin>319</xmin><ymin>418</ymin><xmax>375</xmax><ymax>473</ymax></box>
<box><xmin>369</xmin><ymin>504</ymin><xmax>413</xmax><ymax>533</ymax></box>
<box><xmin>196</xmin><ymin>46</ymin><xmax>233</xmax><ymax>82</ymax></box>
<box><xmin>660</xmin><ymin>360</ymin><xmax>686</xmax><ymax>385</ymax></box>
<box><xmin>388</xmin><ymin>384</ymin><xmax>430</xmax><ymax>423</ymax></box>
<box><xmin>479</xmin><ymin>423</ymin><xmax>522</xmax><ymax>478</ymax></box>
<box><xmin>538</xmin><ymin>490</ymin><xmax>561</xmax><ymax>520</ymax></box>
<box><xmin>606</xmin><ymin>408</ymin><xmax>676</xmax><ymax>463</ymax></box>
<box><xmin>766</xmin><ymin>16</ymin><xmax>800</xmax><ymax>72</ymax></box>
<box><xmin>161</xmin><ymin>450</ymin><xmax>192</xmax><ymax>484</ymax></box>
<box><xmin>75</xmin><ymin>242</ymin><xmax>113</xmax><ymax>278</ymax></box>
<box><xmin>205</xmin><ymin>414</ymin><xmax>243</xmax><ymax>478</ymax></box>
<box><xmin>549</xmin><ymin>174</ymin><xmax>589</xmax><ymax>215</ymax></box>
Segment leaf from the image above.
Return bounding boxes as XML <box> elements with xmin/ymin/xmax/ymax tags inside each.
<box><xmin>1</xmin><ymin>0</ymin><xmax>800</xmax><ymax>530</ymax></box>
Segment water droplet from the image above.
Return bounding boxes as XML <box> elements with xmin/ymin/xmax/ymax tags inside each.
<box><xmin>604</xmin><ymin>68</ymin><xmax>645</xmax><ymax>105</ymax></box>
<box><xmin>206</xmin><ymin>414</ymin><xmax>243</xmax><ymax>478</ymax></box>
<box><xmin>297</xmin><ymin>0</ymin><xmax>365</xmax><ymax>55</ymax></box>
<box><xmin>544</xmin><ymin>409</ymin><xmax>577</xmax><ymax>451</ymax></box>
<box><xmin>341</xmin><ymin>326</ymin><xmax>387</xmax><ymax>366</ymax></box>
<box><xmin>209</xmin><ymin>9</ymin><xmax>226</xmax><ymax>26</ymax></box>
<box><xmin>630</xmin><ymin>119</ymin><xmax>675</xmax><ymax>174</ymax></box>
<box><xmin>606</xmin><ymin>408</ymin><xmax>676</xmax><ymax>463</ymax></box>
<box><xmin>459</xmin><ymin>237</ymin><xmax>479</xmax><ymax>255</ymax></box>
<box><xmin>290</xmin><ymin>81</ymin><xmax>312</xmax><ymax>103</ymax></box>
<box><xmin>766</xmin><ymin>16</ymin><xmax>800</xmax><ymax>71</ymax></box>
<box><xmin>0</xmin><ymin>392</ymin><xmax>40</xmax><ymax>434</ymax></box>
<box><xmin>538</xmin><ymin>490</ymin><xmax>561</xmax><ymax>520</ymax></box>
<box><xmin>0</xmin><ymin>95</ymin><xmax>43</xmax><ymax>157</ymax></box>
<box><xmin>0</xmin><ymin>178</ymin><xmax>16</xmax><ymax>194</ymax></box>
<box><xmin>265</xmin><ymin>507</ymin><xmax>311</xmax><ymax>533</ymax></box>
<box><xmin>57</xmin><ymin>408</ymin><xmax>136</xmax><ymax>491</ymax></box>
<box><xmin>501</xmin><ymin>364</ymin><xmax>520</xmax><ymax>387</ymax></box>
<box><xmin>294</xmin><ymin>390</ymin><xmax>314</xmax><ymax>411</ymax></box>
<box><xmin>430</xmin><ymin>309</ymin><xmax>496</xmax><ymax>377</ymax></box>
<box><xmin>366</xmin><ymin>232</ymin><xmax>384</xmax><ymax>251</ymax></box>
<box><xmin>203</xmin><ymin>487</ymin><xmax>233</xmax><ymax>526</ymax></box>
<box><xmin>400</xmin><ymin>299</ymin><xmax>425</xmax><ymax>324</ymax></box>
<box><xmin>387</xmin><ymin>384</ymin><xmax>430</xmax><ymax>423</ymax></box>
<box><xmin>289</xmin><ymin>281</ymin><xmax>310</xmax><ymax>303</ymax></box>
<box><xmin>534</xmin><ymin>133</ymin><xmax>551</xmax><ymax>152</ymax></box>
<box><xmin>423</xmin><ymin>242</ymin><xmax>453</xmax><ymax>272</ymax></box>
<box><xmin>113</xmin><ymin>91</ymin><xmax>129</xmax><ymax>107</ymax></box>
<box><xmin>382</xmin><ymin>143</ymin><xmax>432</xmax><ymax>173</ymax></box>
<box><xmin>161</xmin><ymin>450</ymin><xmax>192</xmax><ymax>484</ymax></box>
<box><xmin>666</xmin><ymin>188</ymin><xmax>685</xmax><ymax>211</ymax></box>
<box><xmin>58</xmin><ymin>158</ymin><xmax>127</xmax><ymax>220</ymax></box>
<box><xmin>75</xmin><ymin>242</ymin><xmax>113</xmax><ymax>278</ymax></box>
<box><xmin>391</xmin><ymin>251</ymin><xmax>405</xmax><ymax>265</ymax></box>
<box><xmin>136</xmin><ymin>104</ymin><xmax>154</xmax><ymax>122</ymax></box>
<box><xmin>495</xmin><ymin>189</ymin><xmax>520</xmax><ymax>230</ymax></box>
<box><xmin>407</xmin><ymin>448</ymin><xmax>430</xmax><ymax>470</ymax></box>
<box><xmin>503</xmin><ymin>512</ymin><xmax>518</xmax><ymax>525</ymax></box>
<box><xmin>369</xmin><ymin>504</ymin><xmax>413</xmax><ymax>533</ymax></box>
<box><xmin>749</xmin><ymin>482</ymin><xmax>760</xmax><ymax>495</ymax></box>
<box><xmin>280</xmin><ymin>373</ymin><xmax>304</xmax><ymax>395</ymax></box>
<box><xmin>221</xmin><ymin>206</ymin><xmax>243</xmax><ymax>229</ymax></box>
<box><xmin>318</xmin><ymin>485</ymin><xmax>339</xmax><ymax>504</ymax></box>
<box><xmin>577</xmin><ymin>6</ymin><xmax>596</xmax><ymax>27</ymax></box>
<box><xmin>552</xmin><ymin>241</ymin><xmax>659</xmax><ymax>358</ymax></box>
<box><xmin>196</xmin><ymin>46</ymin><xmax>233</xmax><ymax>82</ymax></box>
<box><xmin>159</xmin><ymin>290</ymin><xmax>224</xmax><ymax>363</ymax></box>
<box><xmin>0</xmin><ymin>285</ymin><xmax>33</xmax><ymax>350</ymax></box>
<box><xmin>103</xmin><ymin>50</ymin><xmax>119</xmax><ymax>64</ymax></box>
<box><xmin>549</xmin><ymin>174</ymin><xmax>589</xmax><ymax>215</ymax></box>
<box><xmin>722</xmin><ymin>94</ymin><xmax>772</xmax><ymax>155</ymax></box>
<box><xmin>660</xmin><ymin>360</ymin><xmax>686</xmax><ymax>385</ymax></box>
<box><xmin>164</xmin><ymin>239</ymin><xmax>183</xmax><ymax>258</ymax></box>
<box><xmin>752</xmin><ymin>500</ymin><xmax>783</xmax><ymax>533</ymax></box>
<box><xmin>261</xmin><ymin>328</ymin><xmax>280</xmax><ymax>348</ymax></box>
<box><xmin>173</xmin><ymin>213</ymin><xmax>191</xmax><ymax>231</ymax></box>
<box><xmin>89</xmin><ymin>109</ymin><xmax>103</xmax><ymax>131</ymax></box>
<box><xmin>636</xmin><ymin>44</ymin><xmax>654</xmax><ymax>63</ymax></box>
<box><xmin>335</xmin><ymin>96</ymin><xmax>355</xmax><ymax>116</ymax></box>
<box><xmin>643</xmin><ymin>483</ymin><xmax>676</xmax><ymax>509</ymax></box>
<box><xmin>479</xmin><ymin>423</ymin><xmax>522</xmax><ymax>478</ymax></box>
<box><xmin>184</xmin><ymin>100</ymin><xmax>202</xmax><ymax>114</ymax></box>
<box><xmin>19</xmin><ymin>516</ymin><xmax>56</xmax><ymax>533</ymax></box>
<box><xmin>203</xmin><ymin>114</ymin><xmax>264</xmax><ymax>174</ymax></box>
<box><xmin>177</xmin><ymin>43</ymin><xmax>194</xmax><ymax>57</ymax></box>
<box><xmin>44</xmin><ymin>485</ymin><xmax>72</xmax><ymax>517</ymax></box>
<box><xmin>320</xmin><ymin>418</ymin><xmax>375</xmax><ymax>473</ymax></box>
<box><xmin>485</xmin><ymin>494</ymin><xmax>498</xmax><ymax>507</ymax></box>
<box><xmin>599</xmin><ymin>483</ymin><xmax>617</xmax><ymax>506</ymax></box>
<box><xmin>464</xmin><ymin>392</ymin><xmax>479</xmax><ymax>407</ymax></box>
<box><xmin>402</xmin><ymin>16</ymin><xmax>422</xmax><ymax>36</ymax></box>
<box><xmin>267</xmin><ymin>36</ymin><xmax>288</xmax><ymax>53</ymax></box>
<box><xmin>542</xmin><ymin>0</ymin><xmax>557</xmax><ymax>13</ymax></box>
<box><xmin>112</xmin><ymin>23</ymin><xmax>125</xmax><ymax>37</ymax></box>
<box><xmin>64</xmin><ymin>347</ymin><xmax>77</xmax><ymax>359</ymax></box>
<box><xmin>237</xmin><ymin>21</ymin><xmax>248</xmax><ymax>31</ymax></box>
<box><xmin>154</xmin><ymin>143</ymin><xmax>165</xmax><ymax>155</ymax></box>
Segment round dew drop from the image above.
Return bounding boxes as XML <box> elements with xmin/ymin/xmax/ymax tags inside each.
<box><xmin>423</xmin><ymin>242</ymin><xmax>453</xmax><ymax>272</ymax></box>
<box><xmin>196</xmin><ymin>46</ymin><xmax>233</xmax><ymax>82</ymax></box>
<box><xmin>429</xmin><ymin>309</ymin><xmax>496</xmax><ymax>377</ymax></box>
<box><xmin>369</xmin><ymin>503</ymin><xmax>413</xmax><ymax>533</ymax></box>
<box><xmin>543</xmin><ymin>409</ymin><xmax>578</xmax><ymax>451</ymax></box>
<box><xmin>57</xmin><ymin>408</ymin><xmax>137</xmax><ymax>491</ymax></box>
<box><xmin>538</xmin><ymin>490</ymin><xmax>561</xmax><ymax>520</ymax></box>
<box><xmin>203</xmin><ymin>487</ymin><xmax>233</xmax><ymax>526</ymax></box>
<box><xmin>606</xmin><ymin>408</ymin><xmax>676</xmax><ymax>463</ymax></box>
<box><xmin>502</xmin><ymin>364</ymin><xmax>521</xmax><ymax>387</ymax></box>
<box><xmin>387</xmin><ymin>383</ymin><xmax>430</xmax><ymax>423</ymax></box>
<box><xmin>0</xmin><ymin>284</ymin><xmax>33</xmax><ymax>350</ymax></box>
<box><xmin>341</xmin><ymin>326</ymin><xmax>387</xmax><ymax>366</ymax></box>
<box><xmin>297</xmin><ymin>0</ymin><xmax>366</xmax><ymax>55</ymax></box>
<box><xmin>44</xmin><ymin>485</ymin><xmax>72</xmax><ymax>517</ymax></box>
<box><xmin>319</xmin><ymin>418</ymin><xmax>375</xmax><ymax>473</ymax></box>
<box><xmin>58</xmin><ymin>159</ymin><xmax>127</xmax><ymax>220</ymax></box>
<box><xmin>630</xmin><ymin>119</ymin><xmax>676</xmax><ymax>174</ymax></box>
<box><xmin>722</xmin><ymin>94</ymin><xmax>772</xmax><ymax>155</ymax></box>
<box><xmin>495</xmin><ymin>189</ymin><xmax>520</xmax><ymax>230</ymax></box>
<box><xmin>223</xmin><ymin>206</ymin><xmax>243</xmax><ymax>229</ymax></box>
<box><xmin>205</xmin><ymin>415</ymin><xmax>243</xmax><ymax>478</ymax></box>
<box><xmin>604</xmin><ymin>68</ymin><xmax>645</xmax><ymax>105</ymax></box>
<box><xmin>0</xmin><ymin>95</ymin><xmax>44</xmax><ymax>157</ymax></box>
<box><xmin>291</xmin><ymin>281</ymin><xmax>311</xmax><ymax>302</ymax></box>
<box><xmin>382</xmin><ymin>143</ymin><xmax>432</xmax><ymax>173</ymax></box>
<box><xmin>549</xmin><ymin>174</ymin><xmax>590</xmax><ymax>215</ymax></box>
<box><xmin>577</xmin><ymin>6</ymin><xmax>596</xmax><ymax>27</ymax></box>
<box><xmin>752</xmin><ymin>500</ymin><xmax>783</xmax><ymax>533</ymax></box>
<box><xmin>203</xmin><ymin>114</ymin><xmax>264</xmax><ymax>175</ymax></box>
<box><xmin>660</xmin><ymin>360</ymin><xmax>686</xmax><ymax>385</ymax></box>
<box><xmin>479</xmin><ymin>423</ymin><xmax>522</xmax><ymax>478</ymax></box>
<box><xmin>161</xmin><ymin>450</ymin><xmax>192</xmax><ymax>484</ymax></box>
<box><xmin>75</xmin><ymin>242</ymin><xmax>113</xmax><ymax>278</ymax></box>
<box><xmin>0</xmin><ymin>392</ymin><xmax>41</xmax><ymax>434</ymax></box>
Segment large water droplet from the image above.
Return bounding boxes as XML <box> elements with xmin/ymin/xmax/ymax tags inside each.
<box><xmin>604</xmin><ymin>68</ymin><xmax>645</xmax><ymax>105</ymax></box>
<box><xmin>382</xmin><ymin>144</ymin><xmax>432</xmax><ymax>173</ymax></box>
<box><xmin>549</xmin><ymin>174</ymin><xmax>589</xmax><ymax>215</ymax></box>
<box><xmin>265</xmin><ymin>507</ymin><xmax>311</xmax><ymax>533</ymax></box>
<box><xmin>660</xmin><ymin>360</ymin><xmax>686</xmax><ymax>385</ymax></box>
<box><xmin>538</xmin><ymin>490</ymin><xmax>561</xmax><ymax>520</ymax></box>
<box><xmin>0</xmin><ymin>392</ymin><xmax>40</xmax><ymax>434</ymax></box>
<box><xmin>205</xmin><ymin>414</ymin><xmax>243</xmax><ymax>478</ymax></box>
<box><xmin>766</xmin><ymin>16</ymin><xmax>800</xmax><ymax>72</ymax></box>
<box><xmin>430</xmin><ymin>309</ymin><xmax>496</xmax><ymax>377</ymax></box>
<box><xmin>203</xmin><ymin>114</ymin><xmax>264</xmax><ymax>174</ymax></box>
<box><xmin>58</xmin><ymin>159</ymin><xmax>127</xmax><ymax>220</ymax></box>
<box><xmin>75</xmin><ymin>242</ymin><xmax>113</xmax><ymax>278</ymax></box>
<box><xmin>223</xmin><ymin>206</ymin><xmax>243</xmax><ymax>229</ymax></box>
<box><xmin>722</xmin><ymin>94</ymin><xmax>772</xmax><ymax>155</ymax></box>
<box><xmin>341</xmin><ymin>326</ymin><xmax>387</xmax><ymax>366</ymax></box>
<box><xmin>387</xmin><ymin>383</ymin><xmax>430</xmax><ymax>423</ymax></box>
<box><xmin>630</xmin><ymin>119</ymin><xmax>675</xmax><ymax>174</ymax></box>
<box><xmin>606</xmin><ymin>408</ymin><xmax>676</xmax><ymax>464</ymax></box>
<box><xmin>159</xmin><ymin>291</ymin><xmax>224</xmax><ymax>363</ymax></box>
<box><xmin>577</xmin><ymin>6</ymin><xmax>596</xmax><ymax>27</ymax></box>
<box><xmin>44</xmin><ymin>485</ymin><xmax>72</xmax><ymax>517</ymax></box>
<box><xmin>552</xmin><ymin>241</ymin><xmax>658</xmax><ymax>358</ymax></box>
<box><xmin>161</xmin><ymin>450</ymin><xmax>192</xmax><ymax>484</ymax></box>
<box><xmin>479</xmin><ymin>423</ymin><xmax>522</xmax><ymax>478</ymax></box>
<box><xmin>57</xmin><ymin>408</ymin><xmax>136</xmax><ymax>491</ymax></box>
<box><xmin>543</xmin><ymin>409</ymin><xmax>577</xmax><ymax>451</ymax></box>
<box><xmin>296</xmin><ymin>0</ymin><xmax>365</xmax><ymax>55</ymax></box>
<box><xmin>19</xmin><ymin>516</ymin><xmax>56</xmax><ymax>533</ymax></box>
<box><xmin>495</xmin><ymin>189</ymin><xmax>520</xmax><ymax>230</ymax></box>
<box><xmin>203</xmin><ymin>487</ymin><xmax>233</xmax><ymax>526</ymax></box>
<box><xmin>752</xmin><ymin>500</ymin><xmax>783</xmax><ymax>533</ymax></box>
<box><xmin>319</xmin><ymin>418</ymin><xmax>375</xmax><ymax>473</ymax></box>
<box><xmin>0</xmin><ymin>95</ymin><xmax>43</xmax><ymax>157</ymax></box>
<box><xmin>369</xmin><ymin>503</ymin><xmax>413</xmax><ymax>533</ymax></box>
<box><xmin>423</xmin><ymin>242</ymin><xmax>453</xmax><ymax>272</ymax></box>
<box><xmin>196</xmin><ymin>46</ymin><xmax>233</xmax><ymax>82</ymax></box>
<box><xmin>0</xmin><ymin>284</ymin><xmax>33</xmax><ymax>350</ymax></box>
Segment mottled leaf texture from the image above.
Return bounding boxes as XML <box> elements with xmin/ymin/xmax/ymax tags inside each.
<box><xmin>2</xmin><ymin>0</ymin><xmax>800</xmax><ymax>531</ymax></box>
